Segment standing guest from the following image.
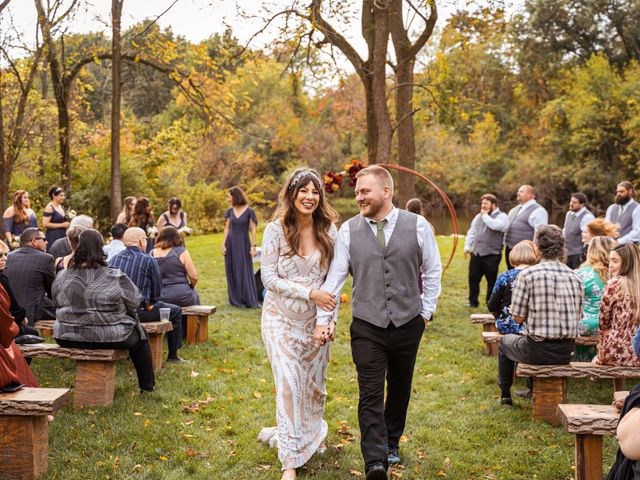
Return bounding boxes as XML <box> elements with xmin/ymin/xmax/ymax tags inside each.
<box><xmin>222</xmin><ymin>186</ymin><xmax>260</xmax><ymax>308</ymax></box>
<box><xmin>497</xmin><ymin>225</ymin><xmax>582</xmax><ymax>406</ymax></box>
<box><xmin>0</xmin><ymin>283</ymin><xmax>38</xmax><ymax>390</ymax></box>
<box><xmin>0</xmin><ymin>241</ymin><xmax>39</xmax><ymax>338</ymax></box>
<box><xmin>504</xmin><ymin>185</ymin><xmax>548</xmax><ymax>269</ymax></box>
<box><xmin>42</xmin><ymin>185</ymin><xmax>70</xmax><ymax>252</ymax></box>
<box><xmin>151</xmin><ymin>226</ymin><xmax>200</xmax><ymax>307</ymax></box>
<box><xmin>2</xmin><ymin>190</ymin><xmax>38</xmax><ymax>245</ymax></box>
<box><xmin>318</xmin><ymin>166</ymin><xmax>442</xmax><ymax>478</ymax></box>
<box><xmin>464</xmin><ymin>193</ymin><xmax>508</xmax><ymax>307</ymax></box>
<box><xmin>129</xmin><ymin>197</ymin><xmax>155</xmax><ymax>252</ymax></box>
<box><xmin>258</xmin><ymin>168</ymin><xmax>338</xmax><ymax>480</ymax></box>
<box><xmin>488</xmin><ymin>240</ymin><xmax>538</xmax><ymax>335</ymax></box>
<box><xmin>103</xmin><ymin>224</ymin><xmax>128</xmax><ymax>262</ymax></box>
<box><xmin>3</xmin><ymin>228</ymin><xmax>55</xmax><ymax>324</ymax></box>
<box><xmin>110</xmin><ymin>227</ymin><xmax>185</xmax><ymax>362</ymax></box>
<box><xmin>48</xmin><ymin>215</ymin><xmax>94</xmax><ymax>261</ymax></box>
<box><xmin>116</xmin><ymin>196</ymin><xmax>137</xmax><ymax>225</ymax></box>
<box><xmin>405</xmin><ymin>198</ymin><xmax>423</xmax><ymax>216</ymax></box>
<box><xmin>605</xmin><ymin>181</ymin><xmax>640</xmax><ymax>245</ymax></box>
<box><xmin>582</xmin><ymin>218</ymin><xmax>620</xmax><ymax>246</ymax></box>
<box><xmin>52</xmin><ymin>229</ymin><xmax>154</xmax><ymax>393</ymax></box>
<box><xmin>54</xmin><ymin>225</ymin><xmax>87</xmax><ymax>273</ymax></box>
<box><xmin>563</xmin><ymin>193</ymin><xmax>595</xmax><ymax>269</ymax></box>
<box><xmin>575</xmin><ymin>236</ymin><xmax>616</xmax><ymax>361</ymax></box>
<box><xmin>156</xmin><ymin>198</ymin><xmax>189</xmax><ymax>232</ymax></box>
<box><xmin>595</xmin><ymin>243</ymin><xmax>640</xmax><ymax>367</ymax></box>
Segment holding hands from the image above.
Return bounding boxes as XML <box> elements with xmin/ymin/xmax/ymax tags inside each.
<box><xmin>313</xmin><ymin>320</ymin><xmax>336</xmax><ymax>346</ymax></box>
<box><xmin>310</xmin><ymin>288</ymin><xmax>336</xmax><ymax>311</ymax></box>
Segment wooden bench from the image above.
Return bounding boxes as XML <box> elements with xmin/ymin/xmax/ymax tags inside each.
<box><xmin>482</xmin><ymin>332</ymin><xmax>599</xmax><ymax>356</ymax></box>
<box><xmin>556</xmin><ymin>391</ymin><xmax>628</xmax><ymax>480</ymax></box>
<box><xmin>35</xmin><ymin>320</ymin><xmax>173</xmax><ymax>373</ymax></box>
<box><xmin>182</xmin><ymin>305</ymin><xmax>216</xmax><ymax>344</ymax></box>
<box><xmin>470</xmin><ymin>314</ymin><xmax>498</xmax><ymax>355</ymax></box>
<box><xmin>0</xmin><ymin>387</ymin><xmax>71</xmax><ymax>479</ymax></box>
<box><xmin>19</xmin><ymin>344</ymin><xmax>128</xmax><ymax>408</ymax></box>
<box><xmin>516</xmin><ymin>362</ymin><xmax>640</xmax><ymax>424</ymax></box>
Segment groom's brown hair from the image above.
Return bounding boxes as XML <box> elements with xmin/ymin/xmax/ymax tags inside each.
<box><xmin>356</xmin><ymin>166</ymin><xmax>394</xmax><ymax>192</ymax></box>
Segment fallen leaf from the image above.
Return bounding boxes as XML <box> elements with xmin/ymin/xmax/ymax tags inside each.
<box><xmin>133</xmin><ymin>412</ymin><xmax>142</xmax><ymax>416</ymax></box>
<box><xmin>159</xmin><ymin>456</ymin><xmax>168</xmax><ymax>461</ymax></box>
<box><xmin>349</xmin><ymin>470</ymin><xmax>363</xmax><ymax>477</ymax></box>
<box><xmin>400</xmin><ymin>435</ymin><xmax>408</xmax><ymax>443</ymax></box>
<box><xmin>144</xmin><ymin>419</ymin><xmax>152</xmax><ymax>427</ymax></box>
<box><xmin>190</xmin><ymin>371</ymin><xmax>200</xmax><ymax>378</ymax></box>
<box><xmin>437</xmin><ymin>470</ymin><xmax>446</xmax><ymax>477</ymax></box>
<box><xmin>254</xmin><ymin>391</ymin><xmax>262</xmax><ymax>399</ymax></box>
<box><xmin>185</xmin><ymin>448</ymin><xmax>196</xmax><ymax>458</ymax></box>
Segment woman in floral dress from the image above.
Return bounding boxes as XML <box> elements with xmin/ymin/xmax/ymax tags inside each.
<box><xmin>596</xmin><ymin>243</ymin><xmax>640</xmax><ymax>367</ymax></box>
<box><xmin>259</xmin><ymin>168</ymin><xmax>338</xmax><ymax>480</ymax></box>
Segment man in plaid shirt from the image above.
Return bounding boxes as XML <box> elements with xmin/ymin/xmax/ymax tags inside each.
<box><xmin>498</xmin><ymin>225</ymin><xmax>583</xmax><ymax>406</ymax></box>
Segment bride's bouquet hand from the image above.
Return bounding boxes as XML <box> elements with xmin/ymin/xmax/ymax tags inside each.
<box><xmin>310</xmin><ymin>289</ymin><xmax>336</xmax><ymax>311</ymax></box>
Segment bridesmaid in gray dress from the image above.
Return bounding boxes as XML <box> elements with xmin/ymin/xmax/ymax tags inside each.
<box><xmin>222</xmin><ymin>186</ymin><xmax>260</xmax><ymax>308</ymax></box>
<box><xmin>151</xmin><ymin>227</ymin><xmax>200</xmax><ymax>307</ymax></box>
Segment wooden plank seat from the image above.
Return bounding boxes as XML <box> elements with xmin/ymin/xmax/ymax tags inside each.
<box><xmin>516</xmin><ymin>362</ymin><xmax>640</xmax><ymax>424</ymax></box>
<box><xmin>181</xmin><ymin>305</ymin><xmax>216</xmax><ymax>344</ymax></box>
<box><xmin>482</xmin><ymin>331</ymin><xmax>599</xmax><ymax>349</ymax></box>
<box><xmin>470</xmin><ymin>314</ymin><xmax>498</xmax><ymax>356</ymax></box>
<box><xmin>0</xmin><ymin>387</ymin><xmax>71</xmax><ymax>479</ymax></box>
<box><xmin>35</xmin><ymin>320</ymin><xmax>173</xmax><ymax>373</ymax></box>
<box><xmin>19</xmin><ymin>343</ymin><xmax>128</xmax><ymax>408</ymax></box>
<box><xmin>557</xmin><ymin>400</ymin><xmax>625</xmax><ymax>480</ymax></box>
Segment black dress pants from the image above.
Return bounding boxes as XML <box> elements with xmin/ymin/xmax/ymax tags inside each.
<box><xmin>468</xmin><ymin>253</ymin><xmax>501</xmax><ymax>306</ymax></box>
<box><xmin>138</xmin><ymin>302</ymin><xmax>183</xmax><ymax>355</ymax></box>
<box><xmin>505</xmin><ymin>246</ymin><xmax>513</xmax><ymax>270</ymax></box>
<box><xmin>350</xmin><ymin>315</ymin><xmax>425</xmax><ymax>470</ymax></box>
<box><xmin>57</xmin><ymin>328</ymin><xmax>155</xmax><ymax>391</ymax></box>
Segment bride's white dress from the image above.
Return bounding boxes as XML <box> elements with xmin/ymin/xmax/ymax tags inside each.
<box><xmin>259</xmin><ymin>220</ymin><xmax>335</xmax><ymax>470</ymax></box>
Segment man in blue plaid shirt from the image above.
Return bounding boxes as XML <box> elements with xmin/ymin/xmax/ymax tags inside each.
<box><xmin>497</xmin><ymin>225</ymin><xmax>583</xmax><ymax>406</ymax></box>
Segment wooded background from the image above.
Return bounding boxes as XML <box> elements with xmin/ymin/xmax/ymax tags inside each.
<box><xmin>1</xmin><ymin>0</ymin><xmax>639</xmax><ymax>231</ymax></box>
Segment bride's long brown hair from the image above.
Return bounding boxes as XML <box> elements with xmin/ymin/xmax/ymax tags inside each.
<box><xmin>273</xmin><ymin>168</ymin><xmax>339</xmax><ymax>270</ymax></box>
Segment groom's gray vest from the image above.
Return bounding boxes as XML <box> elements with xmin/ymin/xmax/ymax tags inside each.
<box><xmin>349</xmin><ymin>210</ymin><xmax>422</xmax><ymax>328</ymax></box>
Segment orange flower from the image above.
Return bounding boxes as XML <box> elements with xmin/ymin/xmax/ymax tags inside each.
<box><xmin>331</xmin><ymin>183</ymin><xmax>340</xmax><ymax>192</ymax></box>
<box><xmin>340</xmin><ymin>293</ymin><xmax>349</xmax><ymax>303</ymax></box>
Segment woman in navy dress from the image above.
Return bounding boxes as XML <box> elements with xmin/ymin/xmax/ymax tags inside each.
<box><xmin>42</xmin><ymin>185</ymin><xmax>69</xmax><ymax>252</ymax></box>
<box><xmin>157</xmin><ymin>198</ymin><xmax>188</xmax><ymax>232</ymax></box>
<box><xmin>222</xmin><ymin>186</ymin><xmax>260</xmax><ymax>308</ymax></box>
<box><xmin>2</xmin><ymin>190</ymin><xmax>38</xmax><ymax>246</ymax></box>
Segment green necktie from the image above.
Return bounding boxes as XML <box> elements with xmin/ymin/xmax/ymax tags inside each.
<box><xmin>375</xmin><ymin>219</ymin><xmax>387</xmax><ymax>249</ymax></box>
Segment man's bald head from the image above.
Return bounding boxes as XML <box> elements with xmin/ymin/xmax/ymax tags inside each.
<box><xmin>122</xmin><ymin>227</ymin><xmax>147</xmax><ymax>249</ymax></box>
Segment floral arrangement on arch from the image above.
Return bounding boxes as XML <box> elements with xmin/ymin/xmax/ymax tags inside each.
<box><xmin>323</xmin><ymin>159</ymin><xmax>367</xmax><ymax>193</ymax></box>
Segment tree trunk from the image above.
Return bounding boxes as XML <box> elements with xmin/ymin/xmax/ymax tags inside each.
<box><xmin>110</xmin><ymin>0</ymin><xmax>123</xmax><ymax>222</ymax></box>
<box><xmin>394</xmin><ymin>59</ymin><xmax>417</xmax><ymax>206</ymax></box>
<box><xmin>370</xmin><ymin>5</ymin><xmax>392</xmax><ymax>164</ymax></box>
<box><xmin>0</xmin><ymin>72</ymin><xmax>8</xmax><ymax>212</ymax></box>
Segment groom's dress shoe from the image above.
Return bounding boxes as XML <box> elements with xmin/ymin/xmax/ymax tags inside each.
<box><xmin>366</xmin><ymin>463</ymin><xmax>388</xmax><ymax>480</ymax></box>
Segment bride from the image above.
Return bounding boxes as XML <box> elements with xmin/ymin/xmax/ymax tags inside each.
<box><xmin>259</xmin><ymin>168</ymin><xmax>338</xmax><ymax>480</ymax></box>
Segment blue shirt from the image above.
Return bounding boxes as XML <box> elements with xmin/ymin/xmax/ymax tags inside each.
<box><xmin>633</xmin><ymin>325</ymin><xmax>640</xmax><ymax>358</ymax></box>
<box><xmin>109</xmin><ymin>246</ymin><xmax>162</xmax><ymax>304</ymax></box>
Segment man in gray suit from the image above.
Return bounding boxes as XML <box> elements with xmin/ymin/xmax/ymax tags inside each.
<box><xmin>317</xmin><ymin>166</ymin><xmax>442</xmax><ymax>480</ymax></box>
<box><xmin>4</xmin><ymin>227</ymin><xmax>55</xmax><ymax>324</ymax></box>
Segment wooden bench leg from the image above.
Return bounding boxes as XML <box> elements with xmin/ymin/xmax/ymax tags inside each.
<box><xmin>74</xmin><ymin>360</ymin><xmax>116</xmax><ymax>408</ymax></box>
<box><xmin>196</xmin><ymin>316</ymin><xmax>208</xmax><ymax>344</ymax></box>
<box><xmin>185</xmin><ymin>315</ymin><xmax>198</xmax><ymax>345</ymax></box>
<box><xmin>613</xmin><ymin>378</ymin><xmax>625</xmax><ymax>392</ymax></box>
<box><xmin>0</xmin><ymin>415</ymin><xmax>48</xmax><ymax>479</ymax></box>
<box><xmin>531</xmin><ymin>377</ymin><xmax>566</xmax><ymax>424</ymax></box>
<box><xmin>482</xmin><ymin>324</ymin><xmax>498</xmax><ymax>356</ymax></box>
<box><xmin>575</xmin><ymin>434</ymin><xmax>603</xmax><ymax>480</ymax></box>
<box><xmin>147</xmin><ymin>332</ymin><xmax>165</xmax><ymax>373</ymax></box>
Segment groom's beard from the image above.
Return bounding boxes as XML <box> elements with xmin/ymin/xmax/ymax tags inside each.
<box><xmin>359</xmin><ymin>197</ymin><xmax>385</xmax><ymax>218</ymax></box>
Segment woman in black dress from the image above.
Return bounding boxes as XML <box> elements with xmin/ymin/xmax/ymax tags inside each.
<box><xmin>42</xmin><ymin>185</ymin><xmax>69</xmax><ymax>252</ymax></box>
<box><xmin>129</xmin><ymin>197</ymin><xmax>155</xmax><ymax>252</ymax></box>
<box><xmin>222</xmin><ymin>187</ymin><xmax>260</xmax><ymax>308</ymax></box>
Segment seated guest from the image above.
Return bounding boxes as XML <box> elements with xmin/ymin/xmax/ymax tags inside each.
<box><xmin>129</xmin><ymin>197</ymin><xmax>155</xmax><ymax>252</ymax></box>
<box><xmin>634</xmin><ymin>326</ymin><xmax>640</xmax><ymax>358</ymax></box>
<box><xmin>606</xmin><ymin>383</ymin><xmax>640</xmax><ymax>479</ymax></box>
<box><xmin>0</xmin><ymin>241</ymin><xmax>39</xmax><ymax>338</ymax></box>
<box><xmin>2</xmin><ymin>190</ymin><xmax>38</xmax><ymax>245</ymax></box>
<box><xmin>103</xmin><ymin>223</ymin><xmax>128</xmax><ymax>262</ymax></box>
<box><xmin>52</xmin><ymin>230</ymin><xmax>154</xmax><ymax>393</ymax></box>
<box><xmin>3</xmin><ymin>228</ymin><xmax>55</xmax><ymax>325</ymax></box>
<box><xmin>151</xmin><ymin>227</ymin><xmax>200</xmax><ymax>307</ymax></box>
<box><xmin>110</xmin><ymin>227</ymin><xmax>185</xmax><ymax>362</ymax></box>
<box><xmin>0</xmin><ymin>283</ymin><xmax>37</xmax><ymax>390</ymax></box>
<box><xmin>55</xmin><ymin>225</ymin><xmax>87</xmax><ymax>273</ymax></box>
<box><xmin>596</xmin><ymin>243</ymin><xmax>640</xmax><ymax>367</ymax></box>
<box><xmin>405</xmin><ymin>198</ymin><xmax>423</xmax><ymax>216</ymax></box>
<box><xmin>116</xmin><ymin>196</ymin><xmax>136</xmax><ymax>225</ymax></box>
<box><xmin>497</xmin><ymin>225</ymin><xmax>582</xmax><ymax>406</ymax></box>
<box><xmin>49</xmin><ymin>215</ymin><xmax>94</xmax><ymax>261</ymax></box>
<box><xmin>488</xmin><ymin>240</ymin><xmax>537</xmax><ymax>335</ymax></box>
<box><xmin>582</xmin><ymin>217</ymin><xmax>619</xmax><ymax>246</ymax></box>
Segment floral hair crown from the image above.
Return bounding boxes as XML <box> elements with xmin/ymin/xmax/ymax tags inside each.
<box><xmin>288</xmin><ymin>169</ymin><xmax>321</xmax><ymax>190</ymax></box>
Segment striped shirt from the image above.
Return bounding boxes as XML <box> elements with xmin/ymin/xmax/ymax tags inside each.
<box><xmin>109</xmin><ymin>246</ymin><xmax>162</xmax><ymax>305</ymax></box>
<box><xmin>510</xmin><ymin>260</ymin><xmax>583</xmax><ymax>341</ymax></box>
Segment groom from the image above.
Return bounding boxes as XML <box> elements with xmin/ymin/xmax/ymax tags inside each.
<box><xmin>317</xmin><ymin>166</ymin><xmax>442</xmax><ymax>480</ymax></box>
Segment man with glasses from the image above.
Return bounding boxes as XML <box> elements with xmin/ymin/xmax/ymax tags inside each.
<box><xmin>4</xmin><ymin>227</ymin><xmax>55</xmax><ymax>324</ymax></box>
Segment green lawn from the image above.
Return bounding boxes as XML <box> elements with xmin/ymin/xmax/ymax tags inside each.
<box><xmin>35</xmin><ymin>233</ymin><xmax>635</xmax><ymax>479</ymax></box>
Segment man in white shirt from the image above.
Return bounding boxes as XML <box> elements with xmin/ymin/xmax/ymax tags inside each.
<box><xmin>316</xmin><ymin>166</ymin><xmax>441</xmax><ymax>480</ymax></box>
<box><xmin>562</xmin><ymin>193</ymin><xmax>595</xmax><ymax>269</ymax></box>
<box><xmin>504</xmin><ymin>185</ymin><xmax>548</xmax><ymax>269</ymax></box>
<box><xmin>104</xmin><ymin>223</ymin><xmax>128</xmax><ymax>262</ymax></box>
<box><xmin>464</xmin><ymin>193</ymin><xmax>508</xmax><ymax>307</ymax></box>
<box><xmin>605</xmin><ymin>181</ymin><xmax>640</xmax><ymax>245</ymax></box>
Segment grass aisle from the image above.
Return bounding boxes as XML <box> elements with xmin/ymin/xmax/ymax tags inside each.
<box><xmin>37</xmin><ymin>234</ymin><xmax>635</xmax><ymax>479</ymax></box>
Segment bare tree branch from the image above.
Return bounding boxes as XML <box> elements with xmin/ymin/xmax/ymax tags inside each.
<box><xmin>0</xmin><ymin>0</ymin><xmax>11</xmax><ymax>13</ymax></box>
<box><xmin>391</xmin><ymin>107</ymin><xmax>420</xmax><ymax>133</ymax></box>
<box><xmin>125</xmin><ymin>0</ymin><xmax>180</xmax><ymax>41</ymax></box>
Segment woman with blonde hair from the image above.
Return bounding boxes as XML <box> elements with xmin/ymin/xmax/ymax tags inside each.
<box><xmin>116</xmin><ymin>196</ymin><xmax>137</xmax><ymax>225</ymax></box>
<box><xmin>596</xmin><ymin>243</ymin><xmax>640</xmax><ymax>367</ymax></box>
<box><xmin>259</xmin><ymin>168</ymin><xmax>338</xmax><ymax>480</ymax></box>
